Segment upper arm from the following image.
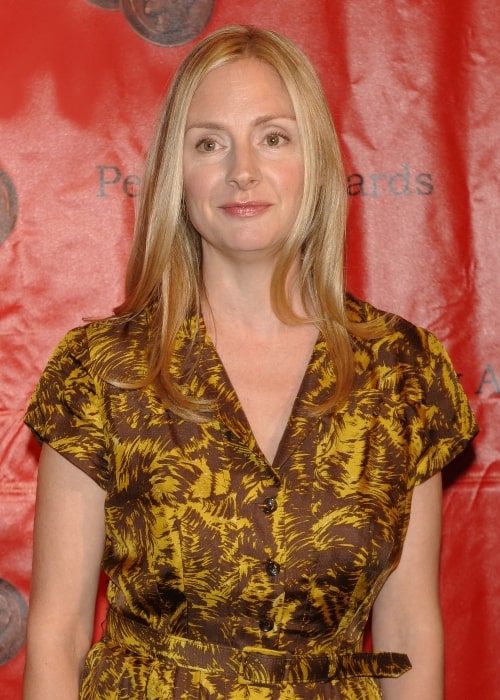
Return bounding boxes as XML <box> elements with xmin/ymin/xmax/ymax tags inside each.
<box><xmin>28</xmin><ymin>443</ymin><xmax>106</xmax><ymax>650</ymax></box>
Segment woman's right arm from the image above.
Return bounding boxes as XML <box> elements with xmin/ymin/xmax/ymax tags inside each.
<box><xmin>23</xmin><ymin>443</ymin><xmax>106</xmax><ymax>700</ymax></box>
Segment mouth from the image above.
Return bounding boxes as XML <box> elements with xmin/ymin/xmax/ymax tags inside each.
<box><xmin>219</xmin><ymin>202</ymin><xmax>271</xmax><ymax>217</ymax></box>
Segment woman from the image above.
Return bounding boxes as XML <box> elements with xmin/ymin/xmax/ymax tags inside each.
<box><xmin>23</xmin><ymin>25</ymin><xmax>477</xmax><ymax>700</ymax></box>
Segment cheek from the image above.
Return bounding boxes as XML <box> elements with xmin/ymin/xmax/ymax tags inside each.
<box><xmin>183</xmin><ymin>177</ymin><xmax>214</xmax><ymax>233</ymax></box>
<box><xmin>183</xmin><ymin>173</ymin><xmax>205</xmax><ymax>214</ymax></box>
<box><xmin>183</xmin><ymin>167</ymin><xmax>198</xmax><ymax>200</ymax></box>
<box><xmin>183</xmin><ymin>164</ymin><xmax>218</xmax><ymax>203</ymax></box>
<box><xmin>295</xmin><ymin>163</ymin><xmax>305</xmax><ymax>192</ymax></box>
<box><xmin>280</xmin><ymin>156</ymin><xmax>304</xmax><ymax>188</ymax></box>
<box><xmin>184</xmin><ymin>195</ymin><xmax>203</xmax><ymax>230</ymax></box>
<box><xmin>284</xmin><ymin>164</ymin><xmax>305</xmax><ymax>209</ymax></box>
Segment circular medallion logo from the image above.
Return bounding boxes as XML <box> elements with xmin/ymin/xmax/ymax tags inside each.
<box><xmin>0</xmin><ymin>579</ymin><xmax>28</xmax><ymax>666</ymax></box>
<box><xmin>0</xmin><ymin>169</ymin><xmax>18</xmax><ymax>245</ymax></box>
<box><xmin>87</xmin><ymin>0</ymin><xmax>119</xmax><ymax>8</ymax></box>
<box><xmin>120</xmin><ymin>0</ymin><xmax>215</xmax><ymax>47</ymax></box>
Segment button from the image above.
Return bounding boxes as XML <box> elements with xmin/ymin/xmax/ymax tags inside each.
<box><xmin>266</xmin><ymin>560</ymin><xmax>281</xmax><ymax>576</ymax></box>
<box><xmin>262</xmin><ymin>497</ymin><xmax>277</xmax><ymax>514</ymax></box>
<box><xmin>259</xmin><ymin>617</ymin><xmax>274</xmax><ymax>633</ymax></box>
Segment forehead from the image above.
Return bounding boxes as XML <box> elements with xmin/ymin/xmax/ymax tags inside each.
<box><xmin>186</xmin><ymin>58</ymin><xmax>295</xmax><ymax>119</ymax></box>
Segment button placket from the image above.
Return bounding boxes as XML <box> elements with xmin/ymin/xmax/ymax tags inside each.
<box><xmin>262</xmin><ymin>496</ymin><xmax>277</xmax><ymax>514</ymax></box>
<box><xmin>265</xmin><ymin>559</ymin><xmax>281</xmax><ymax>577</ymax></box>
<box><xmin>221</xmin><ymin>421</ymin><xmax>284</xmax><ymax>639</ymax></box>
<box><xmin>259</xmin><ymin>617</ymin><xmax>274</xmax><ymax>633</ymax></box>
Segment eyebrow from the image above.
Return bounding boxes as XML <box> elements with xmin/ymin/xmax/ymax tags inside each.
<box><xmin>185</xmin><ymin>114</ymin><xmax>297</xmax><ymax>131</ymax></box>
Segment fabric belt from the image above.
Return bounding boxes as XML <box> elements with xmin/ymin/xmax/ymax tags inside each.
<box><xmin>105</xmin><ymin>607</ymin><xmax>411</xmax><ymax>686</ymax></box>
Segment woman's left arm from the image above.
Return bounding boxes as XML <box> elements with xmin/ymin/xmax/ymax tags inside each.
<box><xmin>372</xmin><ymin>471</ymin><xmax>444</xmax><ymax>700</ymax></box>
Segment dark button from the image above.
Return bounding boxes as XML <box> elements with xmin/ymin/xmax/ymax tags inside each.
<box><xmin>259</xmin><ymin>617</ymin><xmax>274</xmax><ymax>633</ymax></box>
<box><xmin>266</xmin><ymin>560</ymin><xmax>281</xmax><ymax>576</ymax></box>
<box><xmin>262</xmin><ymin>497</ymin><xmax>277</xmax><ymax>514</ymax></box>
<box><xmin>225</xmin><ymin>430</ymin><xmax>236</xmax><ymax>442</ymax></box>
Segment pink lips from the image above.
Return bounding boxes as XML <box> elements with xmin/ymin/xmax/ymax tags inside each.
<box><xmin>220</xmin><ymin>202</ymin><xmax>271</xmax><ymax>217</ymax></box>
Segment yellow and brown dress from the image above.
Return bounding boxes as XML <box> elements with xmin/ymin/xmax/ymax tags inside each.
<box><xmin>25</xmin><ymin>297</ymin><xmax>477</xmax><ymax>699</ymax></box>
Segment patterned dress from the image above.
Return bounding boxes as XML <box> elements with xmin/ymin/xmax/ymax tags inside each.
<box><xmin>25</xmin><ymin>297</ymin><xmax>477</xmax><ymax>699</ymax></box>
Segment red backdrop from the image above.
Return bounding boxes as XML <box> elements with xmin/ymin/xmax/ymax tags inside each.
<box><xmin>0</xmin><ymin>1</ymin><xmax>498</xmax><ymax>697</ymax></box>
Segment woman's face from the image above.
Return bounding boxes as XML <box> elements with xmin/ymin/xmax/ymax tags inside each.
<box><xmin>183</xmin><ymin>59</ymin><xmax>304</xmax><ymax>263</ymax></box>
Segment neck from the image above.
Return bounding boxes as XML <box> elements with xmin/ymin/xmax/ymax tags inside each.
<box><xmin>201</xmin><ymin>252</ymin><xmax>305</xmax><ymax>331</ymax></box>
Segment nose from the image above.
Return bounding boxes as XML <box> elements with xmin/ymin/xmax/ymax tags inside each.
<box><xmin>226</xmin><ymin>141</ymin><xmax>260</xmax><ymax>189</ymax></box>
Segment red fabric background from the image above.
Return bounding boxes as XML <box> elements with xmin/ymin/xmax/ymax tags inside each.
<box><xmin>0</xmin><ymin>1</ymin><xmax>498</xmax><ymax>697</ymax></box>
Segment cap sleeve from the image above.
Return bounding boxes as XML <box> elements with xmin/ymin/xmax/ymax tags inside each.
<box><xmin>24</xmin><ymin>326</ymin><xmax>109</xmax><ymax>490</ymax></box>
<box><xmin>411</xmin><ymin>328</ymin><xmax>478</xmax><ymax>485</ymax></box>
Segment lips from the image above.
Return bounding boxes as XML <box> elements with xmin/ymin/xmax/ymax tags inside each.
<box><xmin>220</xmin><ymin>202</ymin><xmax>271</xmax><ymax>217</ymax></box>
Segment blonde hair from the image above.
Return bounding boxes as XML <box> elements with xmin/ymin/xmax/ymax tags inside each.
<box><xmin>116</xmin><ymin>24</ymin><xmax>388</xmax><ymax>419</ymax></box>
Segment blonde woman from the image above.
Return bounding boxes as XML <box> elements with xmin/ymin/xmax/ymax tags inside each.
<box><xmin>23</xmin><ymin>25</ymin><xmax>477</xmax><ymax>700</ymax></box>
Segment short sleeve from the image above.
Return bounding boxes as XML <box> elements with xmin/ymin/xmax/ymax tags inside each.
<box><xmin>24</xmin><ymin>327</ymin><xmax>110</xmax><ymax>489</ymax></box>
<box><xmin>411</xmin><ymin>328</ymin><xmax>478</xmax><ymax>485</ymax></box>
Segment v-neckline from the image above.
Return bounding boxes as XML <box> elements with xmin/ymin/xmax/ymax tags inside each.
<box><xmin>195</xmin><ymin>314</ymin><xmax>330</xmax><ymax>469</ymax></box>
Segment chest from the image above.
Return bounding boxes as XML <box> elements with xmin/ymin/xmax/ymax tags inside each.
<box><xmin>206</xmin><ymin>324</ymin><xmax>319</xmax><ymax>463</ymax></box>
<box><xmin>102</xmin><ymin>381</ymin><xmax>414</xmax><ymax>562</ymax></box>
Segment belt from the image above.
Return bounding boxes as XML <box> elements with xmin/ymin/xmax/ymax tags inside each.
<box><xmin>105</xmin><ymin>607</ymin><xmax>411</xmax><ymax>686</ymax></box>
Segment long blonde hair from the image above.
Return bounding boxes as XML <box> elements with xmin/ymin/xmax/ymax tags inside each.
<box><xmin>116</xmin><ymin>24</ymin><xmax>387</xmax><ymax>419</ymax></box>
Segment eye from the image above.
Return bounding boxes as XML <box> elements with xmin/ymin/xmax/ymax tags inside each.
<box><xmin>196</xmin><ymin>138</ymin><xmax>219</xmax><ymax>152</ymax></box>
<box><xmin>264</xmin><ymin>131</ymin><xmax>288</xmax><ymax>147</ymax></box>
